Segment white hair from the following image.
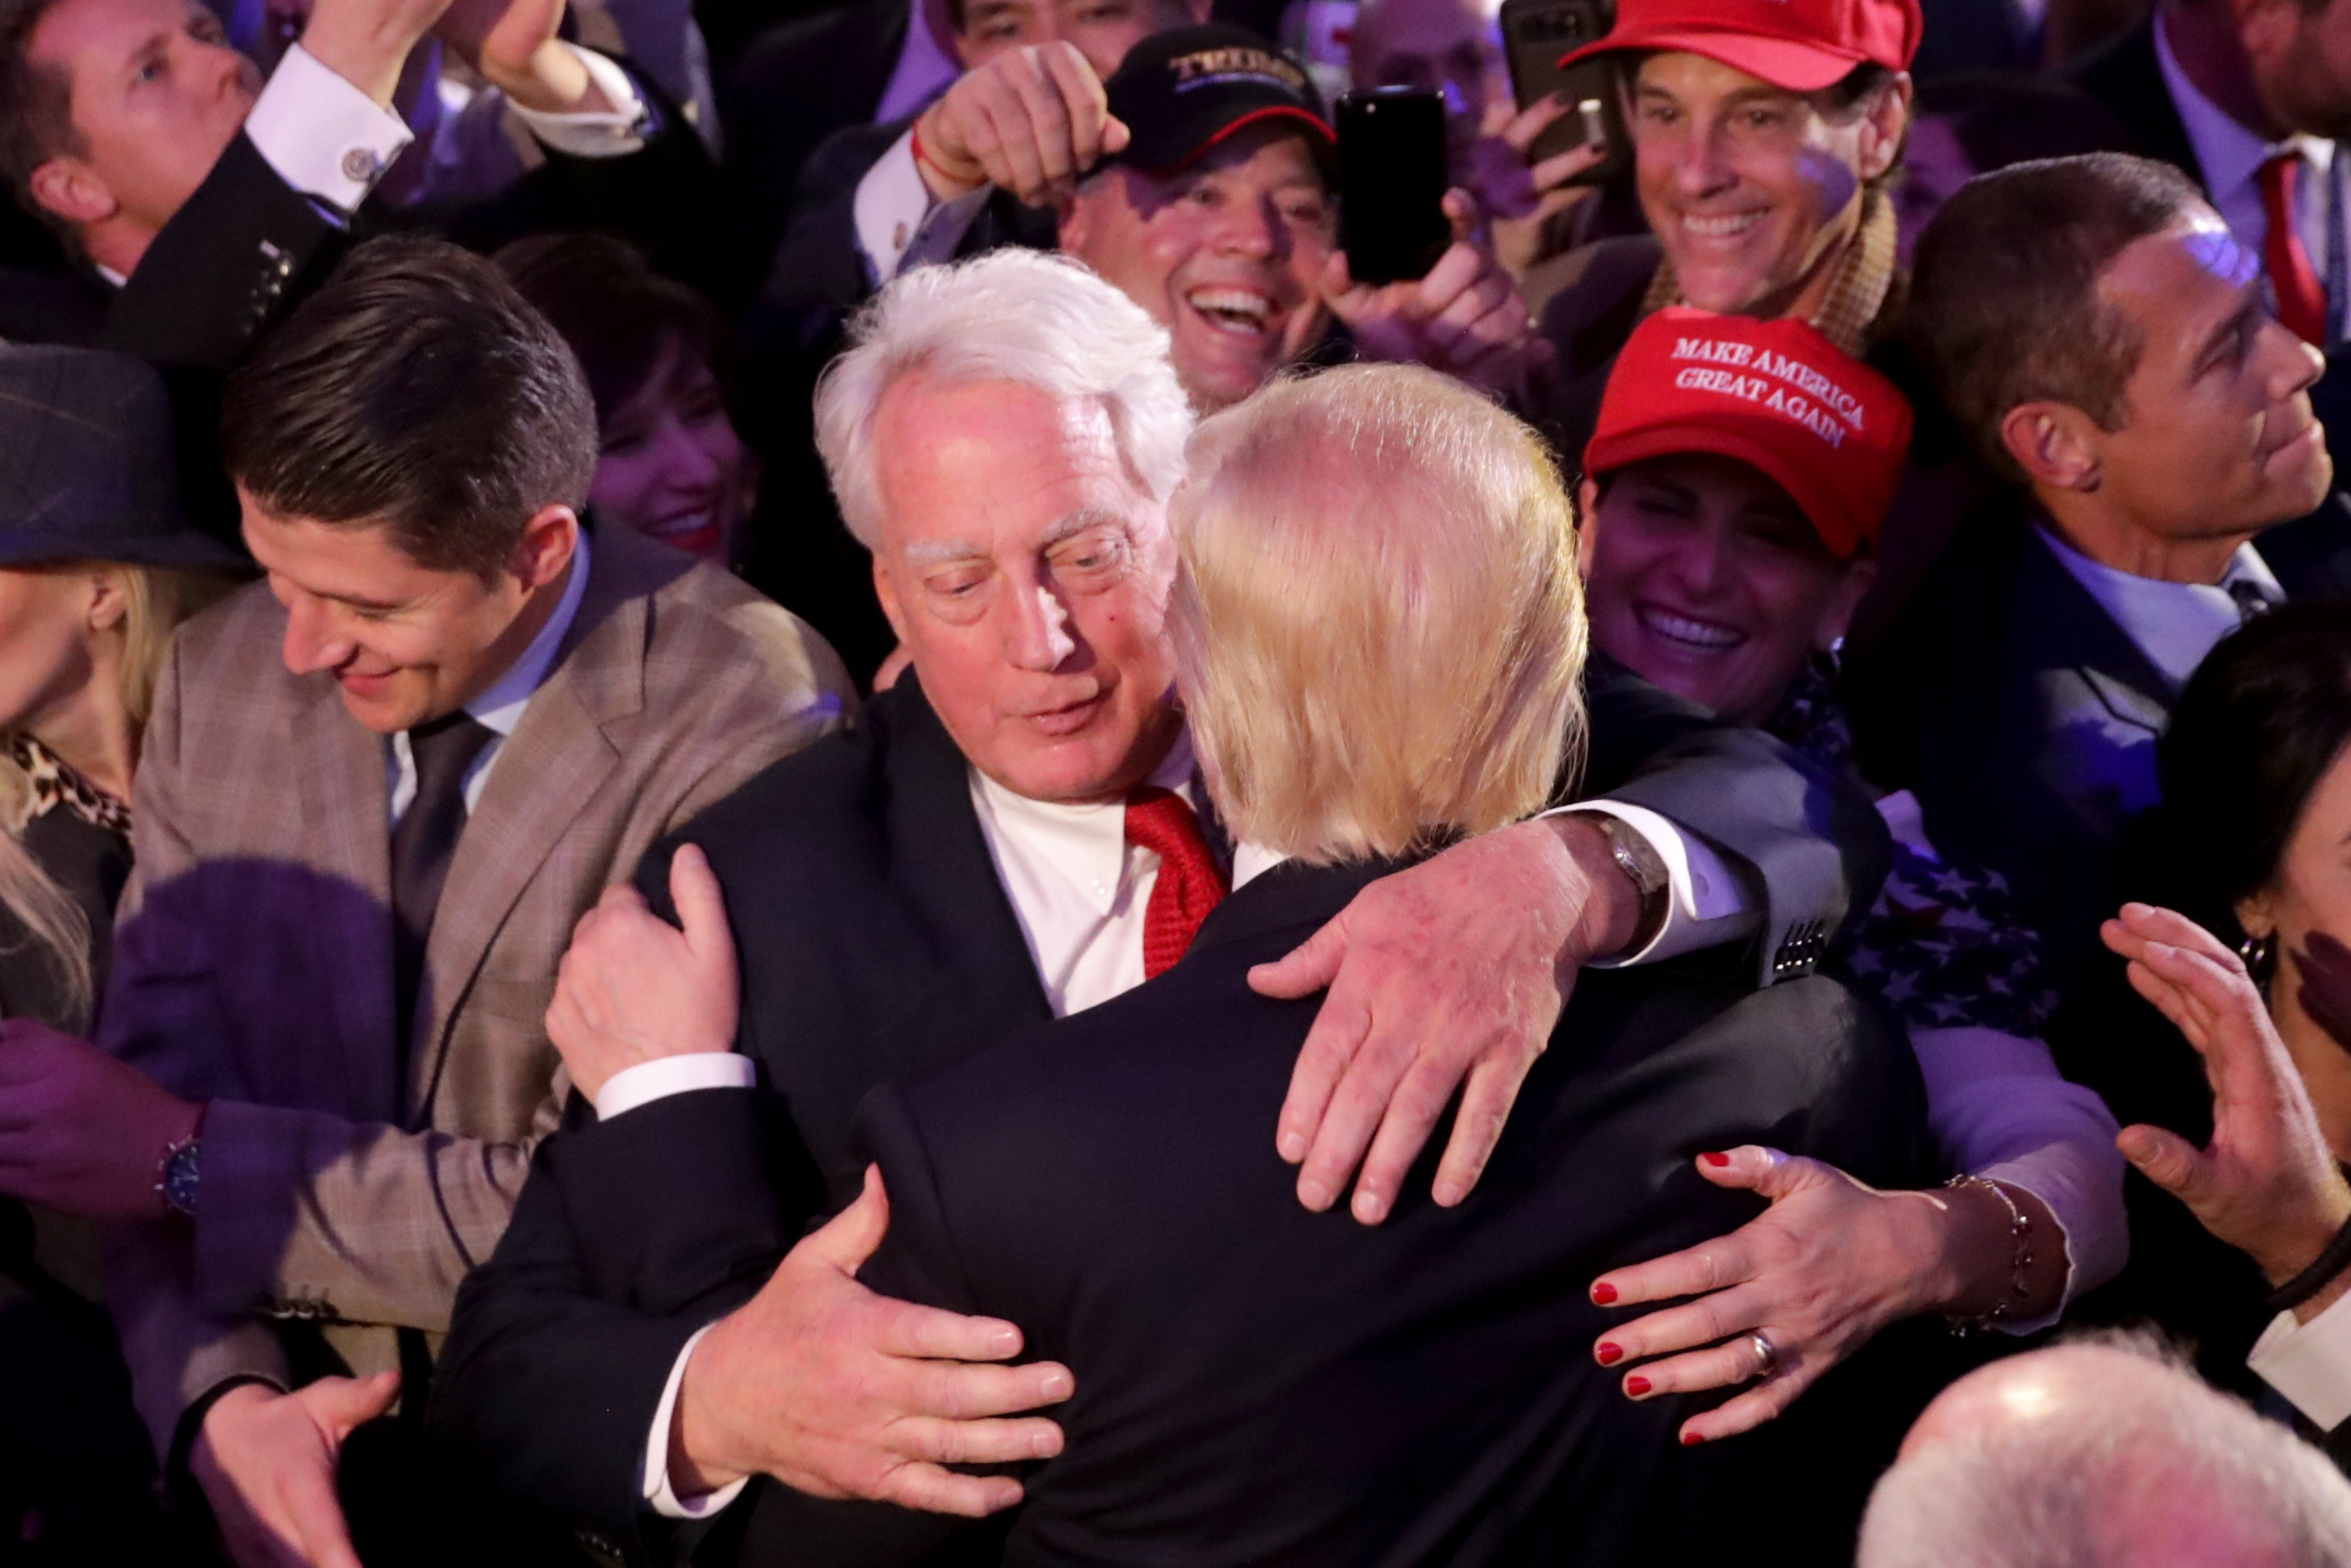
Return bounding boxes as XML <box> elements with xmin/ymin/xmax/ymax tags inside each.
<box><xmin>1858</xmin><ymin>1333</ymin><xmax>2351</xmax><ymax>1568</ymax></box>
<box><xmin>813</xmin><ymin>250</ymin><xmax>1197</xmax><ymax>548</ymax></box>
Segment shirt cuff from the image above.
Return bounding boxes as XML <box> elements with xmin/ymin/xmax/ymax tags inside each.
<box><xmin>245</xmin><ymin>43</ymin><xmax>414</xmax><ymax>214</ymax></box>
<box><xmin>2252</xmin><ymin>1288</ymin><xmax>2351</xmax><ymax>1431</ymax></box>
<box><xmin>509</xmin><ymin>45</ymin><xmax>651</xmax><ymax>158</ymax></box>
<box><xmin>1554</xmin><ymin>801</ymin><xmax>1755</xmax><ymax>968</ymax></box>
<box><xmin>645</xmin><ymin>1324</ymin><xmax>751</xmax><ymax>1519</ymax></box>
<box><xmin>596</xmin><ymin>1053</ymin><xmax>757</xmax><ymax>1121</ymax></box>
<box><xmin>853</xmin><ymin>126</ymin><xmax>991</xmax><ymax>286</ymax></box>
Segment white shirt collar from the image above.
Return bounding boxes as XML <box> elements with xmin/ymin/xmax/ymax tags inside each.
<box><xmin>2033</xmin><ymin>522</ymin><xmax>2281</xmax><ymax>690</ymax></box>
<box><xmin>967</xmin><ymin>725</ymin><xmax>1197</xmax><ymax>920</ymax></box>
<box><xmin>2155</xmin><ymin>11</ymin><xmax>2332</xmax><ymax>205</ymax></box>
<box><xmin>469</xmin><ymin>528</ymin><xmax>592</xmax><ymax>737</ymax></box>
<box><xmin>1230</xmin><ymin>841</ymin><xmax>1291</xmax><ymax>889</ymax></box>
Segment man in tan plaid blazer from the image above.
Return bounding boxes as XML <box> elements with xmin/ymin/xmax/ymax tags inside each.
<box><xmin>90</xmin><ymin>238</ymin><xmax>853</xmax><ymax>1565</ymax></box>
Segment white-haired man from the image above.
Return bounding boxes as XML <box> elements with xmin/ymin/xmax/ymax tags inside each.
<box><xmin>431</xmin><ymin>248</ymin><xmax>1890</xmax><ymax>1561</ymax></box>
<box><xmin>1860</xmin><ymin>1334</ymin><xmax>2351</xmax><ymax>1566</ymax></box>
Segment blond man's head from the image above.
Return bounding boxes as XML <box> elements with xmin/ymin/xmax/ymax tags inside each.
<box><xmin>1170</xmin><ymin>364</ymin><xmax>1587</xmax><ymax>864</ymax></box>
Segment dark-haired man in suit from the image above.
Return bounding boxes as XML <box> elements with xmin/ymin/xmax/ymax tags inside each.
<box><xmin>22</xmin><ymin>237</ymin><xmax>852</xmax><ymax>1568</ymax></box>
<box><xmin>1856</xmin><ymin>150</ymin><xmax>2351</xmax><ymax>986</ymax></box>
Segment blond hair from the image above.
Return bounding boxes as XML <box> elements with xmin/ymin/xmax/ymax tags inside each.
<box><xmin>0</xmin><ymin>562</ymin><xmax>237</xmax><ymax>1029</ymax></box>
<box><xmin>1170</xmin><ymin>365</ymin><xmax>1588</xmax><ymax>864</ymax></box>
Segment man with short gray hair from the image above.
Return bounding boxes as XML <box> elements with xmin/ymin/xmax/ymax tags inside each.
<box><xmin>1861</xmin><ymin>1333</ymin><xmax>2351</xmax><ymax>1567</ymax></box>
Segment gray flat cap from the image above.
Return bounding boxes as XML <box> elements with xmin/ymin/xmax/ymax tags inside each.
<box><xmin>0</xmin><ymin>344</ymin><xmax>246</xmax><ymax>571</ymax></box>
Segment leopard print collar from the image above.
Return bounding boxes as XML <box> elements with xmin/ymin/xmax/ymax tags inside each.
<box><xmin>7</xmin><ymin>733</ymin><xmax>131</xmax><ymax>837</ymax></box>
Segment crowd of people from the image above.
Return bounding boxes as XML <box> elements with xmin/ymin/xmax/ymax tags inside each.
<box><xmin>6</xmin><ymin>0</ymin><xmax>2351</xmax><ymax>1559</ymax></box>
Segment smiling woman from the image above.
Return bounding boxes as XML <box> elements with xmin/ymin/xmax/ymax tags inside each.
<box><xmin>498</xmin><ymin>233</ymin><xmax>754</xmax><ymax>570</ymax></box>
<box><xmin>1577</xmin><ymin>309</ymin><xmax>2127</xmax><ymax>1448</ymax></box>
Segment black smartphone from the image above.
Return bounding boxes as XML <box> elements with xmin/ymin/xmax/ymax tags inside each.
<box><xmin>1336</xmin><ymin>88</ymin><xmax>1453</xmax><ymax>287</ymax></box>
<box><xmin>1498</xmin><ymin>0</ymin><xmax>1630</xmax><ymax>185</ymax></box>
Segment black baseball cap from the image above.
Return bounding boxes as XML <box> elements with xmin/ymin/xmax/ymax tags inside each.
<box><xmin>1103</xmin><ymin>25</ymin><xmax>1335</xmax><ymax>174</ymax></box>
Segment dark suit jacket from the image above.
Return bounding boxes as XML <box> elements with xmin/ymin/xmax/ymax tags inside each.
<box><xmin>742</xmin><ymin>860</ymin><xmax>1931</xmax><ymax>1566</ymax></box>
<box><xmin>429</xmin><ymin>662</ymin><xmax>1891</xmax><ymax>1562</ymax></box>
<box><xmin>2070</xmin><ymin>17</ymin><xmax>2204</xmax><ymax>185</ymax></box>
<box><xmin>717</xmin><ymin>0</ymin><xmax>915</xmax><ymax>309</ymax></box>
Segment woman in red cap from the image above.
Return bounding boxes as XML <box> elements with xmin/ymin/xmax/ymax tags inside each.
<box><xmin>1575</xmin><ymin>309</ymin><xmax>2129</xmax><ymax>1444</ymax></box>
<box><xmin>1534</xmin><ymin>0</ymin><xmax>1922</xmax><ymax>452</ymax></box>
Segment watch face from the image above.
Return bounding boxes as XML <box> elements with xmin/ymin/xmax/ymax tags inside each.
<box><xmin>164</xmin><ymin>1141</ymin><xmax>200</xmax><ymax>1217</ymax></box>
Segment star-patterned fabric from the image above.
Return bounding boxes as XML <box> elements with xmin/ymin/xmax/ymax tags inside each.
<box><xmin>1769</xmin><ymin>666</ymin><xmax>2058</xmax><ymax>1037</ymax></box>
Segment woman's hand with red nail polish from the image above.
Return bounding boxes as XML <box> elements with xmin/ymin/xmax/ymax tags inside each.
<box><xmin>1584</xmin><ymin>1145</ymin><xmax>1986</xmax><ymax>1444</ymax></box>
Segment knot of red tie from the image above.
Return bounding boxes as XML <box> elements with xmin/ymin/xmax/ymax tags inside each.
<box><xmin>1125</xmin><ymin>786</ymin><xmax>1229</xmax><ymax>979</ymax></box>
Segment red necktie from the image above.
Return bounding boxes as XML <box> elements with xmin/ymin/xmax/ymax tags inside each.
<box><xmin>2261</xmin><ymin>151</ymin><xmax>2328</xmax><ymax>346</ymax></box>
<box><xmin>1125</xmin><ymin>787</ymin><xmax>1229</xmax><ymax>979</ymax></box>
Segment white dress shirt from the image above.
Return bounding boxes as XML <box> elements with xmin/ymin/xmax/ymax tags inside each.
<box><xmin>2252</xmin><ymin>1289</ymin><xmax>2351</xmax><ymax>1430</ymax></box>
<box><xmin>385</xmin><ymin>532</ymin><xmax>591</xmax><ymax>826</ymax></box>
<box><xmin>852</xmin><ymin>126</ymin><xmax>996</xmax><ymax>288</ymax></box>
<box><xmin>2035</xmin><ymin>524</ymin><xmax>2282</xmax><ymax>692</ymax></box>
<box><xmin>2156</xmin><ymin>10</ymin><xmax>2346</xmax><ymax>343</ymax></box>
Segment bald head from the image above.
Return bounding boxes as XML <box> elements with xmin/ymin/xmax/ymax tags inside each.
<box><xmin>1861</xmin><ymin>1339</ymin><xmax>2351</xmax><ymax>1568</ymax></box>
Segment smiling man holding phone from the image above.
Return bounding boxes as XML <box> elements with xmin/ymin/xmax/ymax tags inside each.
<box><xmin>1530</xmin><ymin>0</ymin><xmax>1921</xmax><ymax>451</ymax></box>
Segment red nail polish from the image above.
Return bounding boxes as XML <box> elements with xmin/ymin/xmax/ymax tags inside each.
<box><xmin>1701</xmin><ymin>1151</ymin><xmax>1732</xmax><ymax>1168</ymax></box>
<box><xmin>1596</xmin><ymin>1341</ymin><xmax>1623</xmax><ymax>1366</ymax></box>
<box><xmin>1680</xmin><ymin>1430</ymin><xmax>1705</xmax><ymax>1446</ymax></box>
<box><xmin>1626</xmin><ymin>1376</ymin><xmax>1651</xmax><ymax>1398</ymax></box>
<box><xmin>1591</xmin><ymin>1282</ymin><xmax>1618</xmax><ymax>1305</ymax></box>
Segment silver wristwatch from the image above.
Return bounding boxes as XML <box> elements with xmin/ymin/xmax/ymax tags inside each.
<box><xmin>1564</xmin><ymin>810</ymin><xmax>1670</xmax><ymax>956</ymax></box>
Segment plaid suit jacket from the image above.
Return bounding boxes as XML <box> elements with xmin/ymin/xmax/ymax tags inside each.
<box><xmin>99</xmin><ymin>525</ymin><xmax>853</xmax><ymax>1452</ymax></box>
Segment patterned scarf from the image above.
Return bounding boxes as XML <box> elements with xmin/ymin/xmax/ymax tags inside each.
<box><xmin>6</xmin><ymin>733</ymin><xmax>131</xmax><ymax>837</ymax></box>
<box><xmin>1642</xmin><ymin>191</ymin><xmax>1903</xmax><ymax>355</ymax></box>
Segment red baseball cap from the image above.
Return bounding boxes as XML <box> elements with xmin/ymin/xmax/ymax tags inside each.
<box><xmin>1559</xmin><ymin>0</ymin><xmax>1924</xmax><ymax>93</ymax></box>
<box><xmin>1584</xmin><ymin>309</ymin><xmax>1913</xmax><ymax>560</ymax></box>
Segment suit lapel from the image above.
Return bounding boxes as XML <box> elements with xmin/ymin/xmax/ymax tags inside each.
<box><xmin>2013</xmin><ymin>522</ymin><xmax>2180</xmax><ymax>722</ymax></box>
<box><xmin>292</xmin><ymin>680</ymin><xmax>401</xmax><ymax>1115</ymax></box>
<box><xmin>873</xmin><ymin>677</ymin><xmax>1054</xmax><ymax>1074</ymax></box>
<box><xmin>404</xmin><ymin>553</ymin><xmax>638</xmax><ymax>1117</ymax></box>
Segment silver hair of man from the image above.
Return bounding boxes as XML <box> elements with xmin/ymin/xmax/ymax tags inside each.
<box><xmin>1857</xmin><ymin>1330</ymin><xmax>2351</xmax><ymax>1568</ymax></box>
<box><xmin>812</xmin><ymin>250</ymin><xmax>1197</xmax><ymax>549</ymax></box>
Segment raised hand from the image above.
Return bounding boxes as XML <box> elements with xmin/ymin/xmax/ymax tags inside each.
<box><xmin>1323</xmin><ymin>190</ymin><xmax>1556</xmax><ymax>400</ymax></box>
<box><xmin>1466</xmin><ymin>92</ymin><xmax>1609</xmax><ymax>277</ymax></box>
<box><xmin>911</xmin><ymin>43</ymin><xmax>1130</xmax><ymax>206</ymax></box>
<box><xmin>192</xmin><ymin>1373</ymin><xmax>401</xmax><ymax>1568</ymax></box>
<box><xmin>298</xmin><ymin>0</ymin><xmax>456</xmax><ymax>105</ymax></box>
<box><xmin>1251</xmin><ymin>814</ymin><xmax>1637</xmax><ymax>1224</ymax></box>
<box><xmin>433</xmin><ymin>0</ymin><xmax>607</xmax><ymax>113</ymax></box>
<box><xmin>545</xmin><ymin>844</ymin><xmax>740</xmax><ymax>1104</ymax></box>
<box><xmin>669</xmin><ymin>1167</ymin><xmax>1073</xmax><ymax>1513</ymax></box>
<box><xmin>2101</xmin><ymin>903</ymin><xmax>2351</xmax><ymax>1299</ymax></box>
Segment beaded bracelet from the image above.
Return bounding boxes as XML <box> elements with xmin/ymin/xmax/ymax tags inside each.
<box><xmin>1945</xmin><ymin>1174</ymin><xmax>2033</xmax><ymax>1337</ymax></box>
<box><xmin>2267</xmin><ymin>1210</ymin><xmax>2351</xmax><ymax>1315</ymax></box>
